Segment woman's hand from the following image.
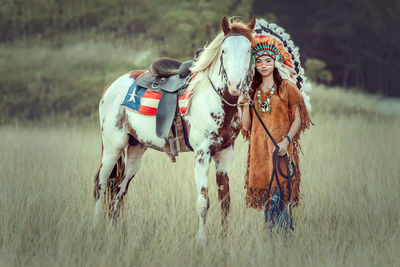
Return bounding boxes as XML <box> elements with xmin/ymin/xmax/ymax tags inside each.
<box><xmin>275</xmin><ymin>139</ymin><xmax>289</xmax><ymax>156</ymax></box>
<box><xmin>240</xmin><ymin>94</ymin><xmax>251</xmax><ymax>131</ymax></box>
<box><xmin>238</xmin><ymin>95</ymin><xmax>249</xmax><ymax>107</ymax></box>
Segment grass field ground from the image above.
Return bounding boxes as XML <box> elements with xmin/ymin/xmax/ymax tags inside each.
<box><xmin>1</xmin><ymin>85</ymin><xmax>399</xmax><ymax>266</ymax></box>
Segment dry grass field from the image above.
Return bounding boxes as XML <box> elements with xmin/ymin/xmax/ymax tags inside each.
<box><xmin>1</xmin><ymin>85</ymin><xmax>399</xmax><ymax>267</ymax></box>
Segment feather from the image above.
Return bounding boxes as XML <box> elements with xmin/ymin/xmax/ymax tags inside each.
<box><xmin>253</xmin><ymin>18</ymin><xmax>312</xmax><ymax>112</ymax></box>
<box><xmin>269</xmin><ymin>23</ymin><xmax>277</xmax><ymax>30</ymax></box>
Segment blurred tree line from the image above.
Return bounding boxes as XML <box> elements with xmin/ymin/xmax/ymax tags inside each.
<box><xmin>0</xmin><ymin>0</ymin><xmax>252</xmax><ymax>59</ymax></box>
<box><xmin>0</xmin><ymin>0</ymin><xmax>253</xmax><ymax>120</ymax></box>
<box><xmin>252</xmin><ymin>0</ymin><xmax>400</xmax><ymax>97</ymax></box>
<box><xmin>1</xmin><ymin>0</ymin><xmax>397</xmax><ymax>96</ymax></box>
<box><xmin>0</xmin><ymin>0</ymin><xmax>398</xmax><ymax>121</ymax></box>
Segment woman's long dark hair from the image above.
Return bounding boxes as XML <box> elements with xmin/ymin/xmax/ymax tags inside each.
<box><xmin>249</xmin><ymin>68</ymin><xmax>282</xmax><ymax>100</ymax></box>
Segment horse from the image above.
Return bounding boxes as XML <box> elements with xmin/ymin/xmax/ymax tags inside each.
<box><xmin>93</xmin><ymin>16</ymin><xmax>256</xmax><ymax>246</ymax></box>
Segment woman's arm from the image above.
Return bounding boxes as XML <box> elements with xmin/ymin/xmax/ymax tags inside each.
<box><xmin>276</xmin><ymin>105</ymin><xmax>301</xmax><ymax>155</ymax></box>
<box><xmin>286</xmin><ymin>105</ymin><xmax>301</xmax><ymax>141</ymax></box>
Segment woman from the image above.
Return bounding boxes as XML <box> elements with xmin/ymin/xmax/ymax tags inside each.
<box><xmin>240</xmin><ymin>20</ymin><xmax>312</xmax><ymax>229</ymax></box>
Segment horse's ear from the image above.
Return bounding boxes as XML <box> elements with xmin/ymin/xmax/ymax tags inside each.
<box><xmin>248</xmin><ymin>15</ymin><xmax>256</xmax><ymax>31</ymax></box>
<box><xmin>221</xmin><ymin>16</ymin><xmax>230</xmax><ymax>35</ymax></box>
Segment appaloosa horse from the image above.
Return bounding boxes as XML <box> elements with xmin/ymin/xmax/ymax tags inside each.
<box><xmin>93</xmin><ymin>16</ymin><xmax>256</xmax><ymax>245</ymax></box>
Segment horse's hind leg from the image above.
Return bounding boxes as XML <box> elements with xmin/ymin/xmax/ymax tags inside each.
<box><xmin>212</xmin><ymin>145</ymin><xmax>234</xmax><ymax>234</ymax></box>
<box><xmin>111</xmin><ymin>142</ymin><xmax>146</xmax><ymax>221</ymax></box>
<box><xmin>93</xmin><ymin>136</ymin><xmax>128</xmax><ymax>225</ymax></box>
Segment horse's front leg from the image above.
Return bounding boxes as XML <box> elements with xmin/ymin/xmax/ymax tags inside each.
<box><xmin>212</xmin><ymin>145</ymin><xmax>234</xmax><ymax>234</ymax></box>
<box><xmin>194</xmin><ymin>148</ymin><xmax>211</xmax><ymax>247</ymax></box>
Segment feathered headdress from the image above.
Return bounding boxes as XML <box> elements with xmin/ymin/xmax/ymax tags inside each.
<box><xmin>252</xmin><ymin>18</ymin><xmax>312</xmax><ymax>111</ymax></box>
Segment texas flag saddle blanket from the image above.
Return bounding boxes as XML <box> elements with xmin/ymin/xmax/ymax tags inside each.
<box><xmin>121</xmin><ymin>80</ymin><xmax>192</xmax><ymax>116</ymax></box>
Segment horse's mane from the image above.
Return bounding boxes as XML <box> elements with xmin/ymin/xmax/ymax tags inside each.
<box><xmin>190</xmin><ymin>33</ymin><xmax>225</xmax><ymax>74</ymax></box>
<box><xmin>190</xmin><ymin>19</ymin><xmax>255</xmax><ymax>75</ymax></box>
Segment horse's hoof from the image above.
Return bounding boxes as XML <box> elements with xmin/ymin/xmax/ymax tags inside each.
<box><xmin>196</xmin><ymin>235</ymin><xmax>207</xmax><ymax>249</ymax></box>
<box><xmin>93</xmin><ymin>202</ymin><xmax>103</xmax><ymax>226</ymax></box>
<box><xmin>196</xmin><ymin>232</ymin><xmax>207</xmax><ymax>248</ymax></box>
<box><xmin>195</xmin><ymin>239</ymin><xmax>207</xmax><ymax>249</ymax></box>
<box><xmin>93</xmin><ymin>214</ymin><xmax>100</xmax><ymax>227</ymax></box>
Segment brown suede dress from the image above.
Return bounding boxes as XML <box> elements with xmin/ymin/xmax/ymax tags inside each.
<box><xmin>242</xmin><ymin>80</ymin><xmax>312</xmax><ymax>209</ymax></box>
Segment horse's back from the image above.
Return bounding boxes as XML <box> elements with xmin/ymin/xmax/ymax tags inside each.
<box><xmin>99</xmin><ymin>69</ymin><xmax>166</xmax><ymax>149</ymax></box>
<box><xmin>127</xmin><ymin>70</ymin><xmax>147</xmax><ymax>80</ymax></box>
<box><xmin>100</xmin><ymin>70</ymin><xmax>146</xmax><ymax>114</ymax></box>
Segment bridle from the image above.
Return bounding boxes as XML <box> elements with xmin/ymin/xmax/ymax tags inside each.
<box><xmin>207</xmin><ymin>76</ymin><xmax>245</xmax><ymax>107</ymax></box>
<box><xmin>208</xmin><ymin>33</ymin><xmax>254</xmax><ymax>107</ymax></box>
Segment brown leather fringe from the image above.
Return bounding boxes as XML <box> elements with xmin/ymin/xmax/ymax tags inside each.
<box><xmin>243</xmin><ymin>87</ymin><xmax>313</xmax><ymax>209</ymax></box>
<box><xmin>287</xmin><ymin>97</ymin><xmax>313</xmax><ymax>206</ymax></box>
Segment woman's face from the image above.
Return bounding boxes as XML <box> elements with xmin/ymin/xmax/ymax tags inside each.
<box><xmin>255</xmin><ymin>55</ymin><xmax>274</xmax><ymax>77</ymax></box>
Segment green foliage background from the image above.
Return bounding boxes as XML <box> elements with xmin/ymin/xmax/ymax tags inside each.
<box><xmin>0</xmin><ymin>0</ymin><xmax>252</xmax><ymax>58</ymax></box>
<box><xmin>252</xmin><ymin>0</ymin><xmax>400</xmax><ymax>97</ymax></box>
<box><xmin>0</xmin><ymin>0</ymin><xmax>253</xmax><ymax>121</ymax></box>
<box><xmin>0</xmin><ymin>0</ymin><xmax>398</xmax><ymax>122</ymax></box>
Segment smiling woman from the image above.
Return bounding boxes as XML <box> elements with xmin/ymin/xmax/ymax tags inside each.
<box><xmin>240</xmin><ymin>18</ymin><xmax>312</xmax><ymax>230</ymax></box>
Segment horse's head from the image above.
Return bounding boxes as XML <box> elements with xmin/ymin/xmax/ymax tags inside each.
<box><xmin>220</xmin><ymin>16</ymin><xmax>256</xmax><ymax>97</ymax></box>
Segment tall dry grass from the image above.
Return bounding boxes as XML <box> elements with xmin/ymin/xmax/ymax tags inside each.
<box><xmin>0</xmin><ymin>86</ymin><xmax>399</xmax><ymax>266</ymax></box>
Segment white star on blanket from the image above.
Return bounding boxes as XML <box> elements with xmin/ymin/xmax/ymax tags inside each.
<box><xmin>127</xmin><ymin>86</ymin><xmax>138</xmax><ymax>103</ymax></box>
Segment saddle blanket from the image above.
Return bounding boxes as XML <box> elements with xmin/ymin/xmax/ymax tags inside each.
<box><xmin>121</xmin><ymin>80</ymin><xmax>192</xmax><ymax>116</ymax></box>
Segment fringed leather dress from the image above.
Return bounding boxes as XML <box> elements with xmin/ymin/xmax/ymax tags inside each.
<box><xmin>242</xmin><ymin>80</ymin><xmax>312</xmax><ymax>209</ymax></box>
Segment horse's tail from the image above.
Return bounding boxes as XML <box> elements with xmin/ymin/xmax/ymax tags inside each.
<box><xmin>93</xmin><ymin>142</ymin><xmax>103</xmax><ymax>201</ymax></box>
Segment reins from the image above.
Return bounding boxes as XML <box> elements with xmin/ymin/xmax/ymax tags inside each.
<box><xmin>208</xmin><ymin>75</ymin><xmax>242</xmax><ymax>107</ymax></box>
<box><xmin>250</xmin><ymin>102</ymin><xmax>295</xmax><ymax>229</ymax></box>
<box><xmin>207</xmin><ymin>32</ymin><xmax>254</xmax><ymax>108</ymax></box>
<box><xmin>207</xmin><ymin>59</ymin><xmax>253</xmax><ymax>107</ymax></box>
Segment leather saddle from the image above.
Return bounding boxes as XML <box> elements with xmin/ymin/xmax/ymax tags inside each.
<box><xmin>136</xmin><ymin>58</ymin><xmax>194</xmax><ymax>159</ymax></box>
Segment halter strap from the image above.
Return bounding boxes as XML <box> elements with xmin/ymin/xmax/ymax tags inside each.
<box><xmin>211</xmin><ymin>33</ymin><xmax>254</xmax><ymax>107</ymax></box>
<box><xmin>207</xmin><ymin>75</ymin><xmax>240</xmax><ymax>107</ymax></box>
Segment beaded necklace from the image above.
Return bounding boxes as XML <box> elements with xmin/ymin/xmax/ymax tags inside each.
<box><xmin>257</xmin><ymin>85</ymin><xmax>275</xmax><ymax>113</ymax></box>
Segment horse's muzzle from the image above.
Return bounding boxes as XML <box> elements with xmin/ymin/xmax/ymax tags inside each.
<box><xmin>227</xmin><ymin>81</ymin><xmax>242</xmax><ymax>96</ymax></box>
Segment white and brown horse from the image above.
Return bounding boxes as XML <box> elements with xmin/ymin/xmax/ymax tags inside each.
<box><xmin>93</xmin><ymin>16</ymin><xmax>256</xmax><ymax>245</ymax></box>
